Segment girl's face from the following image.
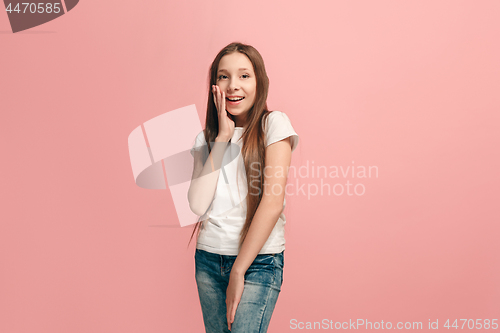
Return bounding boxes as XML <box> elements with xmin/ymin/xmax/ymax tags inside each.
<box><xmin>216</xmin><ymin>52</ymin><xmax>257</xmax><ymax>124</ymax></box>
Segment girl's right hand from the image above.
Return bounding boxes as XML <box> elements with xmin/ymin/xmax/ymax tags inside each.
<box><xmin>212</xmin><ymin>85</ymin><xmax>235</xmax><ymax>141</ymax></box>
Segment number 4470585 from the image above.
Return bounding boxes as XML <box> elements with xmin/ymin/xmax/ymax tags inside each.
<box><xmin>444</xmin><ymin>319</ymin><xmax>498</xmax><ymax>330</ymax></box>
<box><xmin>5</xmin><ymin>3</ymin><xmax>62</xmax><ymax>14</ymax></box>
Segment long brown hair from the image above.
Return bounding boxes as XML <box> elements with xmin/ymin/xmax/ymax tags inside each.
<box><xmin>188</xmin><ymin>41</ymin><xmax>272</xmax><ymax>251</ymax></box>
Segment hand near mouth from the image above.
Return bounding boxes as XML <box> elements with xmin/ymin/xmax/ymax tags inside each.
<box><xmin>213</xmin><ymin>85</ymin><xmax>235</xmax><ymax>141</ymax></box>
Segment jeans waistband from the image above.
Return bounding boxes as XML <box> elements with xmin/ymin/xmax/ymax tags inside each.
<box><xmin>195</xmin><ymin>248</ymin><xmax>284</xmax><ymax>260</ymax></box>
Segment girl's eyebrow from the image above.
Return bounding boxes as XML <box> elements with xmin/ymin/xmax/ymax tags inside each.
<box><xmin>218</xmin><ymin>68</ymin><xmax>252</xmax><ymax>72</ymax></box>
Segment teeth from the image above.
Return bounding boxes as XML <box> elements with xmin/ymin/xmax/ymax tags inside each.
<box><xmin>228</xmin><ymin>97</ymin><xmax>244</xmax><ymax>101</ymax></box>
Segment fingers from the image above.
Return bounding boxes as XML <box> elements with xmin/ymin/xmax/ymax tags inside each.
<box><xmin>230</xmin><ymin>305</ymin><xmax>236</xmax><ymax>328</ymax></box>
<box><xmin>226</xmin><ymin>300</ymin><xmax>238</xmax><ymax>331</ymax></box>
<box><xmin>212</xmin><ymin>85</ymin><xmax>218</xmax><ymax>112</ymax></box>
<box><xmin>217</xmin><ymin>86</ymin><xmax>222</xmax><ymax>113</ymax></box>
<box><xmin>212</xmin><ymin>86</ymin><xmax>217</xmax><ymax>109</ymax></box>
<box><xmin>218</xmin><ymin>87</ymin><xmax>225</xmax><ymax>115</ymax></box>
<box><xmin>226</xmin><ymin>302</ymin><xmax>232</xmax><ymax>330</ymax></box>
<box><xmin>213</xmin><ymin>85</ymin><xmax>226</xmax><ymax>120</ymax></box>
<box><xmin>212</xmin><ymin>85</ymin><xmax>219</xmax><ymax>113</ymax></box>
<box><xmin>221</xmin><ymin>89</ymin><xmax>226</xmax><ymax>113</ymax></box>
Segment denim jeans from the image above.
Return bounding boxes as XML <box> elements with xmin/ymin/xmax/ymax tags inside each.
<box><xmin>195</xmin><ymin>248</ymin><xmax>284</xmax><ymax>333</ymax></box>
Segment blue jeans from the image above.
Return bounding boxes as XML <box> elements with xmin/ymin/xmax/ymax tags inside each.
<box><xmin>195</xmin><ymin>248</ymin><xmax>284</xmax><ymax>333</ymax></box>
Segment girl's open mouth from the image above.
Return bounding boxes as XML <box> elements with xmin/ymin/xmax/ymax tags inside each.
<box><xmin>226</xmin><ymin>97</ymin><xmax>244</xmax><ymax>105</ymax></box>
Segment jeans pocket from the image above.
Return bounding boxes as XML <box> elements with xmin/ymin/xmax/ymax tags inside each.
<box><xmin>273</xmin><ymin>252</ymin><xmax>284</xmax><ymax>286</ymax></box>
<box><xmin>245</xmin><ymin>254</ymin><xmax>275</xmax><ymax>285</ymax></box>
<box><xmin>275</xmin><ymin>251</ymin><xmax>284</xmax><ymax>269</ymax></box>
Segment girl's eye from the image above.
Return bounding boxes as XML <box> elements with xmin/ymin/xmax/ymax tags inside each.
<box><xmin>217</xmin><ymin>74</ymin><xmax>250</xmax><ymax>80</ymax></box>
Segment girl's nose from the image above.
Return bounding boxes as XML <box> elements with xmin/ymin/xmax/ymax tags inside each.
<box><xmin>229</xmin><ymin>83</ymin><xmax>239</xmax><ymax>91</ymax></box>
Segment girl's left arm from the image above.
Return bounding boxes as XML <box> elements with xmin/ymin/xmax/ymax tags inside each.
<box><xmin>226</xmin><ymin>137</ymin><xmax>292</xmax><ymax>330</ymax></box>
<box><xmin>231</xmin><ymin>136</ymin><xmax>292</xmax><ymax>276</ymax></box>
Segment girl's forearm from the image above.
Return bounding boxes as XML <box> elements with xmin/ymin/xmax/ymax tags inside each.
<box><xmin>188</xmin><ymin>136</ymin><xmax>230</xmax><ymax>216</ymax></box>
<box><xmin>231</xmin><ymin>200</ymin><xmax>283</xmax><ymax>277</ymax></box>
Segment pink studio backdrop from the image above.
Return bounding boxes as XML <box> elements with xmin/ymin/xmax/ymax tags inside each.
<box><xmin>1</xmin><ymin>0</ymin><xmax>499</xmax><ymax>332</ymax></box>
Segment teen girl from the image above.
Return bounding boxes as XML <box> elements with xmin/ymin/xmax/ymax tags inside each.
<box><xmin>188</xmin><ymin>42</ymin><xmax>299</xmax><ymax>333</ymax></box>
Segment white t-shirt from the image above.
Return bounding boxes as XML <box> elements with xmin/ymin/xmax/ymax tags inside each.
<box><xmin>189</xmin><ymin>110</ymin><xmax>299</xmax><ymax>255</ymax></box>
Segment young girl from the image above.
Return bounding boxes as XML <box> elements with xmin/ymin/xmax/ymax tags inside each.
<box><xmin>187</xmin><ymin>42</ymin><xmax>299</xmax><ymax>333</ymax></box>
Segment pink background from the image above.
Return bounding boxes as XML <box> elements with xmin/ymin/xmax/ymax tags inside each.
<box><xmin>1</xmin><ymin>0</ymin><xmax>499</xmax><ymax>332</ymax></box>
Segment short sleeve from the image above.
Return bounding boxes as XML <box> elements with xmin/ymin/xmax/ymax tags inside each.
<box><xmin>264</xmin><ymin>111</ymin><xmax>299</xmax><ymax>152</ymax></box>
<box><xmin>190</xmin><ymin>130</ymin><xmax>206</xmax><ymax>157</ymax></box>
